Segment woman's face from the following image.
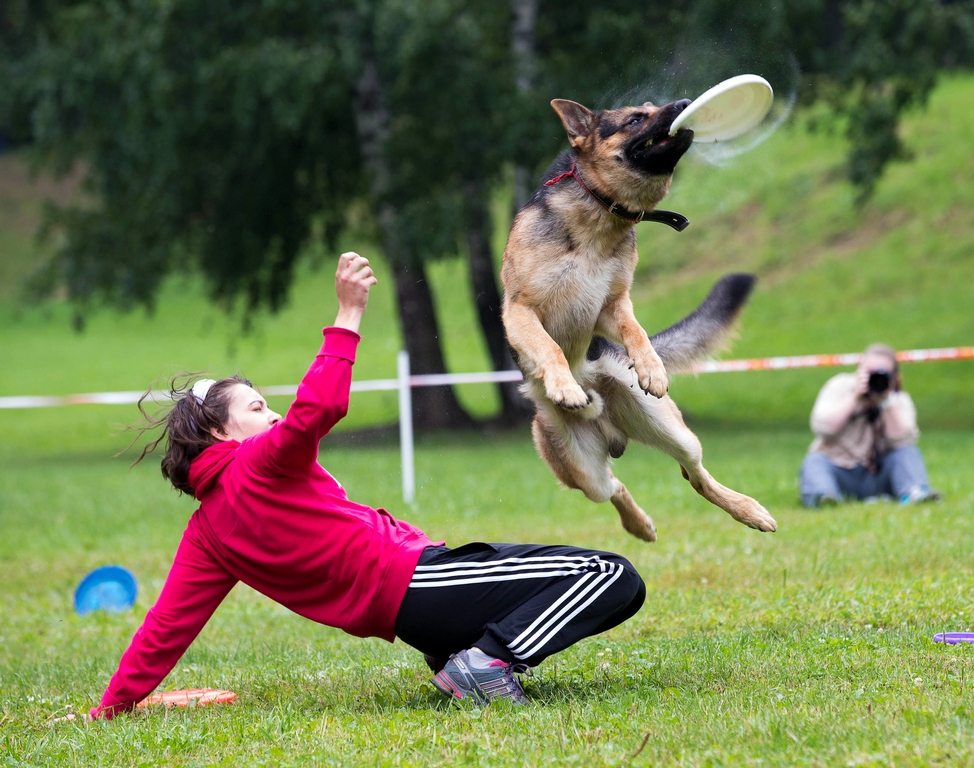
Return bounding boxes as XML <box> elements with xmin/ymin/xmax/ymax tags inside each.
<box><xmin>213</xmin><ymin>383</ymin><xmax>282</xmax><ymax>442</ymax></box>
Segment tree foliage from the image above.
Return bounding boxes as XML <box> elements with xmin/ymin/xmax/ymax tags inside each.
<box><xmin>7</xmin><ymin>0</ymin><xmax>360</xmax><ymax>322</ymax></box>
<box><xmin>790</xmin><ymin>0</ymin><xmax>974</xmax><ymax>201</ymax></box>
<box><xmin>1</xmin><ymin>0</ymin><xmax>972</xmax><ymax>394</ymax></box>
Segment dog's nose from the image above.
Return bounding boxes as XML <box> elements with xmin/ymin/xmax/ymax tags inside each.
<box><xmin>673</xmin><ymin>99</ymin><xmax>692</xmax><ymax>113</ymax></box>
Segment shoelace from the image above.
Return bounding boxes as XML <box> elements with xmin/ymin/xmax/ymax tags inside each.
<box><xmin>479</xmin><ymin>671</ymin><xmax>527</xmax><ymax>702</ymax></box>
<box><xmin>478</xmin><ymin>662</ymin><xmax>532</xmax><ymax>702</ymax></box>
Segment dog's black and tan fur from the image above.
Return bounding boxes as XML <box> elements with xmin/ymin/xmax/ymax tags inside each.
<box><xmin>501</xmin><ymin>97</ymin><xmax>777</xmax><ymax>541</ymax></box>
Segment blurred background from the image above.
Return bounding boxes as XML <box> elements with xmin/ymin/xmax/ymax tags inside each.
<box><xmin>1</xmin><ymin>0</ymin><xmax>973</xmax><ymax>455</ymax></box>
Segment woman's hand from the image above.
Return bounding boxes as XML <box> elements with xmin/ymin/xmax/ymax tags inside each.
<box><xmin>334</xmin><ymin>252</ymin><xmax>377</xmax><ymax>334</ymax></box>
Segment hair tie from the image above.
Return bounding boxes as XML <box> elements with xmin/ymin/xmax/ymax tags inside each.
<box><xmin>191</xmin><ymin>379</ymin><xmax>216</xmax><ymax>405</ymax></box>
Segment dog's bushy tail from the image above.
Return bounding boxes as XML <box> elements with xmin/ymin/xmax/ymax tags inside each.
<box><xmin>649</xmin><ymin>273</ymin><xmax>757</xmax><ymax>373</ymax></box>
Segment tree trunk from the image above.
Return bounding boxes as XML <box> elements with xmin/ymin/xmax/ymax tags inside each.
<box><xmin>352</xmin><ymin>53</ymin><xmax>474</xmax><ymax>430</ymax></box>
<box><xmin>463</xmin><ymin>179</ymin><xmax>532</xmax><ymax>424</ymax></box>
<box><xmin>511</xmin><ymin>0</ymin><xmax>538</xmax><ymax>213</ymax></box>
<box><xmin>389</xmin><ymin>256</ymin><xmax>475</xmax><ymax>430</ymax></box>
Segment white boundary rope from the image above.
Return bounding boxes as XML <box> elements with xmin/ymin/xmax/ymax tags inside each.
<box><xmin>694</xmin><ymin>345</ymin><xmax>974</xmax><ymax>373</ymax></box>
<box><xmin>1</xmin><ymin>346</ymin><xmax>970</xmax><ymax>410</ymax></box>
<box><xmin>3</xmin><ymin>344</ymin><xmax>971</xmax><ymax>504</ymax></box>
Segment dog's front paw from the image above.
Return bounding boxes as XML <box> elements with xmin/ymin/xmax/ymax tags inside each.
<box><xmin>631</xmin><ymin>354</ymin><xmax>668</xmax><ymax>399</ymax></box>
<box><xmin>545</xmin><ymin>376</ymin><xmax>591</xmax><ymax>409</ymax></box>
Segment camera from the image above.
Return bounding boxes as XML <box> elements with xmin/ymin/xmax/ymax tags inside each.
<box><xmin>867</xmin><ymin>369</ymin><xmax>891</xmax><ymax>395</ymax></box>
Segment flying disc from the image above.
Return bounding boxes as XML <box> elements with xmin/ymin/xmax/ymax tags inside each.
<box><xmin>669</xmin><ymin>74</ymin><xmax>774</xmax><ymax>143</ymax></box>
<box><xmin>136</xmin><ymin>688</ymin><xmax>237</xmax><ymax>709</ymax></box>
<box><xmin>73</xmin><ymin>565</ymin><xmax>138</xmax><ymax>615</ymax></box>
<box><xmin>934</xmin><ymin>632</ymin><xmax>974</xmax><ymax>645</ymax></box>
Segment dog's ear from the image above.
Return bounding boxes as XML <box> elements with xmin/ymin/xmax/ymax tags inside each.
<box><xmin>551</xmin><ymin>100</ymin><xmax>597</xmax><ymax>148</ymax></box>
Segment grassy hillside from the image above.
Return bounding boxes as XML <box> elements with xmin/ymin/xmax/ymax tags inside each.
<box><xmin>639</xmin><ymin>73</ymin><xmax>974</xmax><ymax>430</ymax></box>
<box><xmin>1</xmin><ymin>74</ymin><xmax>972</xmax><ymax>462</ymax></box>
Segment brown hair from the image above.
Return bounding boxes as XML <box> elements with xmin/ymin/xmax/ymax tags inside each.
<box><xmin>128</xmin><ymin>374</ymin><xmax>253</xmax><ymax>497</ymax></box>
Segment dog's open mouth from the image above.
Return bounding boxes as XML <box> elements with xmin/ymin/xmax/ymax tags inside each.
<box><xmin>627</xmin><ymin>100</ymin><xmax>694</xmax><ymax>175</ymax></box>
<box><xmin>638</xmin><ymin>131</ymin><xmax>685</xmax><ymax>150</ymax></box>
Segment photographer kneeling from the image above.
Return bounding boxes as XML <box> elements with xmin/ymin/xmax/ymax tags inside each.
<box><xmin>799</xmin><ymin>343</ymin><xmax>940</xmax><ymax>508</ymax></box>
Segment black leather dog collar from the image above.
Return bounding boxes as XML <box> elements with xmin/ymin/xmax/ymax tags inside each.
<box><xmin>545</xmin><ymin>161</ymin><xmax>690</xmax><ymax>231</ymax></box>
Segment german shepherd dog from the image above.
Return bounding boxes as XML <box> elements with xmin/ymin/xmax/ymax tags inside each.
<box><xmin>500</xmin><ymin>97</ymin><xmax>777</xmax><ymax>542</ymax></box>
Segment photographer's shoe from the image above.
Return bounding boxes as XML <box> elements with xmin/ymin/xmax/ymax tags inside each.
<box><xmin>431</xmin><ymin>649</ymin><xmax>530</xmax><ymax>705</ymax></box>
<box><xmin>900</xmin><ymin>486</ymin><xmax>942</xmax><ymax>505</ymax></box>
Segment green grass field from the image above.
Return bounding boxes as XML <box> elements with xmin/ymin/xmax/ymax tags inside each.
<box><xmin>3</xmin><ymin>430</ymin><xmax>974</xmax><ymax>765</ymax></box>
<box><xmin>2</xmin><ymin>74</ymin><xmax>974</xmax><ymax>765</ymax></box>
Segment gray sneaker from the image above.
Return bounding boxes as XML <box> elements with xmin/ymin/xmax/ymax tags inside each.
<box><xmin>431</xmin><ymin>649</ymin><xmax>530</xmax><ymax>705</ymax></box>
<box><xmin>900</xmin><ymin>486</ymin><xmax>942</xmax><ymax>504</ymax></box>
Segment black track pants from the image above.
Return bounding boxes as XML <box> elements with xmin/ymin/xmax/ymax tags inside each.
<box><xmin>394</xmin><ymin>542</ymin><xmax>645</xmax><ymax>667</ymax></box>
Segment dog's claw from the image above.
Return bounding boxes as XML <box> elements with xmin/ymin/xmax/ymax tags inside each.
<box><xmin>631</xmin><ymin>353</ymin><xmax>668</xmax><ymax>398</ymax></box>
<box><xmin>640</xmin><ymin>380</ymin><xmax>668</xmax><ymax>399</ymax></box>
<box><xmin>560</xmin><ymin>396</ymin><xmax>592</xmax><ymax>410</ymax></box>
<box><xmin>754</xmin><ymin>514</ymin><xmax>778</xmax><ymax>533</ymax></box>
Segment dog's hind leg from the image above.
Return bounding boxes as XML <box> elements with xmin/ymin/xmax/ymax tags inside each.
<box><xmin>620</xmin><ymin>393</ymin><xmax>777</xmax><ymax>533</ymax></box>
<box><xmin>532</xmin><ymin>411</ymin><xmax>657</xmax><ymax>542</ymax></box>
<box><xmin>607</xmin><ymin>482</ymin><xmax>657</xmax><ymax>542</ymax></box>
<box><xmin>677</xmin><ymin>454</ymin><xmax>777</xmax><ymax>532</ymax></box>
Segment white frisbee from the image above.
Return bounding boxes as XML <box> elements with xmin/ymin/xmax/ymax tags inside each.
<box><xmin>669</xmin><ymin>74</ymin><xmax>774</xmax><ymax>143</ymax></box>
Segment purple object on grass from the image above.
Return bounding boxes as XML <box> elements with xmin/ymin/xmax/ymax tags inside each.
<box><xmin>934</xmin><ymin>632</ymin><xmax>974</xmax><ymax>645</ymax></box>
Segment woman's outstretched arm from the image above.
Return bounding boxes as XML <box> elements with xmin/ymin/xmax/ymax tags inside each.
<box><xmin>90</xmin><ymin>528</ymin><xmax>237</xmax><ymax>719</ymax></box>
<box><xmin>245</xmin><ymin>253</ymin><xmax>377</xmax><ymax>476</ymax></box>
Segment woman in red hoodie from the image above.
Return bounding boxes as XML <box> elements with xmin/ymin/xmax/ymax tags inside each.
<box><xmin>89</xmin><ymin>252</ymin><xmax>645</xmax><ymax>716</ymax></box>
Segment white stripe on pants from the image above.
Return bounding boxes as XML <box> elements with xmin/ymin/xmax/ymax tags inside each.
<box><xmin>395</xmin><ymin>542</ymin><xmax>645</xmax><ymax>666</ymax></box>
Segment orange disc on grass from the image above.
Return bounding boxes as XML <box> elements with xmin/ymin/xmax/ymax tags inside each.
<box><xmin>136</xmin><ymin>688</ymin><xmax>237</xmax><ymax>709</ymax></box>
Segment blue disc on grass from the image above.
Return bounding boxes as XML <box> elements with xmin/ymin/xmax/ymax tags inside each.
<box><xmin>74</xmin><ymin>565</ymin><xmax>138</xmax><ymax>615</ymax></box>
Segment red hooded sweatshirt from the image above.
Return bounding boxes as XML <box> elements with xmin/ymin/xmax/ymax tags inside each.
<box><xmin>91</xmin><ymin>327</ymin><xmax>435</xmax><ymax>719</ymax></box>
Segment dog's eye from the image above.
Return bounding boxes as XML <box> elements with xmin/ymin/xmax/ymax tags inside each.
<box><xmin>628</xmin><ymin>116</ymin><xmax>644</xmax><ymax>125</ymax></box>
